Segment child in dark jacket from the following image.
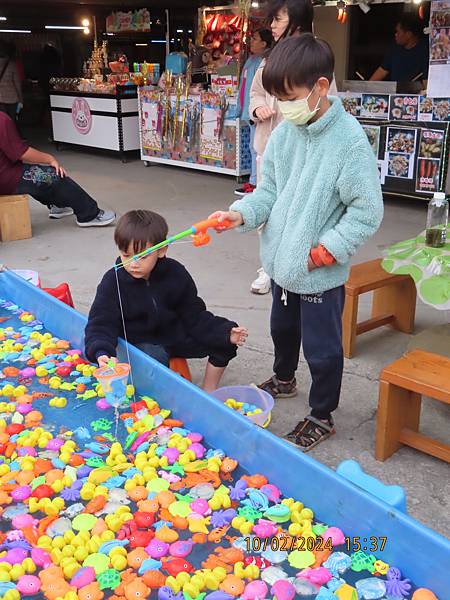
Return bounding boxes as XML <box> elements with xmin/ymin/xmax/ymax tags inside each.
<box><xmin>84</xmin><ymin>210</ymin><xmax>247</xmax><ymax>392</ymax></box>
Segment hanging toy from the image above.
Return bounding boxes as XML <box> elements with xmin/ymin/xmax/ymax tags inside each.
<box><xmin>117</xmin><ymin>217</ymin><xmax>231</xmax><ymax>270</ymax></box>
<box><xmin>336</xmin><ymin>1</ymin><xmax>347</xmax><ymax>24</ymax></box>
<box><xmin>94</xmin><ymin>362</ymin><xmax>130</xmax><ymax>408</ymax></box>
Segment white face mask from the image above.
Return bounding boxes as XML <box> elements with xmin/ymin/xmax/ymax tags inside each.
<box><xmin>278</xmin><ymin>86</ymin><xmax>321</xmax><ymax>125</ymax></box>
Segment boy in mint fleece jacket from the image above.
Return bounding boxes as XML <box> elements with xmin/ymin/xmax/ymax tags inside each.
<box><xmin>210</xmin><ymin>34</ymin><xmax>383</xmax><ymax>451</ymax></box>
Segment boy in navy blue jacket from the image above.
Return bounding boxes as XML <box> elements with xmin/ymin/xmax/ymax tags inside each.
<box><xmin>84</xmin><ymin>210</ymin><xmax>247</xmax><ymax>392</ymax></box>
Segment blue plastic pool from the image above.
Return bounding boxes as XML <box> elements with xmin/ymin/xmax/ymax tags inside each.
<box><xmin>1</xmin><ymin>268</ymin><xmax>449</xmax><ymax>595</ymax></box>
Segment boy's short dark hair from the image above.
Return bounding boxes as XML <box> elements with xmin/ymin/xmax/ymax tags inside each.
<box><xmin>262</xmin><ymin>33</ymin><xmax>334</xmax><ymax>97</ymax></box>
<box><xmin>114</xmin><ymin>210</ymin><xmax>168</xmax><ymax>254</ymax></box>
<box><xmin>398</xmin><ymin>14</ymin><xmax>423</xmax><ymax>38</ymax></box>
<box><xmin>256</xmin><ymin>28</ymin><xmax>274</xmax><ymax>49</ymax></box>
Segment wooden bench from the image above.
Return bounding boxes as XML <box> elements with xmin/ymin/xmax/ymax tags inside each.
<box><xmin>0</xmin><ymin>194</ymin><xmax>32</xmax><ymax>242</ymax></box>
<box><xmin>342</xmin><ymin>258</ymin><xmax>416</xmax><ymax>358</ymax></box>
<box><xmin>376</xmin><ymin>349</ymin><xmax>450</xmax><ymax>463</ymax></box>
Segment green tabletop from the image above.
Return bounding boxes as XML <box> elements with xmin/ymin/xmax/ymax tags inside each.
<box><xmin>382</xmin><ymin>226</ymin><xmax>450</xmax><ymax>310</ymax></box>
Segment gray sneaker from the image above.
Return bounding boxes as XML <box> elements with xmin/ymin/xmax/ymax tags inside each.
<box><xmin>49</xmin><ymin>205</ymin><xmax>74</xmax><ymax>219</ymax></box>
<box><xmin>77</xmin><ymin>209</ymin><xmax>116</xmax><ymax>228</ymax></box>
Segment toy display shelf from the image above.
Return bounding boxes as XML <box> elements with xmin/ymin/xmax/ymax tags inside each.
<box><xmin>138</xmin><ymin>88</ymin><xmax>252</xmax><ymax>179</ymax></box>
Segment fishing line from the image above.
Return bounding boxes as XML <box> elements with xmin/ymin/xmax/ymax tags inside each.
<box><xmin>114</xmin><ymin>267</ymin><xmax>137</xmax><ymax>411</ymax></box>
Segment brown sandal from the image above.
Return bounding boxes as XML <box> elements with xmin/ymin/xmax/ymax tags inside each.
<box><xmin>286</xmin><ymin>415</ymin><xmax>335</xmax><ymax>452</ymax></box>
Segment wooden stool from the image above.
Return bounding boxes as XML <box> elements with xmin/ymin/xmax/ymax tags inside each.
<box><xmin>0</xmin><ymin>195</ymin><xmax>32</xmax><ymax>242</ymax></box>
<box><xmin>342</xmin><ymin>258</ymin><xmax>416</xmax><ymax>358</ymax></box>
<box><xmin>169</xmin><ymin>357</ymin><xmax>192</xmax><ymax>382</ymax></box>
<box><xmin>376</xmin><ymin>349</ymin><xmax>450</xmax><ymax>463</ymax></box>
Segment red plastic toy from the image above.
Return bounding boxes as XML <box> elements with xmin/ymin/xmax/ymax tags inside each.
<box><xmin>43</xmin><ymin>283</ymin><xmax>74</xmax><ymax>308</ymax></box>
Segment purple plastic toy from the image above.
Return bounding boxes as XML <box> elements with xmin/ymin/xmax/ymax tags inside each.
<box><xmin>70</xmin><ymin>566</ymin><xmax>97</xmax><ymax>589</ymax></box>
<box><xmin>12</xmin><ymin>515</ymin><xmax>38</xmax><ymax>530</ymax></box>
<box><xmin>145</xmin><ymin>538</ymin><xmax>170</xmax><ymax>558</ymax></box>
<box><xmin>96</xmin><ymin>398</ymin><xmax>110</xmax><ymax>410</ymax></box>
<box><xmin>230</xmin><ymin>479</ymin><xmax>247</xmax><ymax>501</ymax></box>
<box><xmin>189</xmin><ymin>443</ymin><xmax>206</xmax><ymax>458</ymax></box>
<box><xmin>169</xmin><ymin>540</ymin><xmax>195</xmax><ymax>558</ymax></box>
<box><xmin>5</xmin><ymin>547</ymin><xmax>29</xmax><ymax>564</ymax></box>
<box><xmin>158</xmin><ymin>586</ymin><xmax>184</xmax><ymax>600</ymax></box>
<box><xmin>242</xmin><ymin>580</ymin><xmax>268</xmax><ymax>599</ymax></box>
<box><xmin>385</xmin><ymin>567</ymin><xmax>411</xmax><ymax>597</ymax></box>
<box><xmin>10</xmin><ymin>486</ymin><xmax>32</xmax><ymax>502</ymax></box>
<box><xmin>46</xmin><ymin>438</ymin><xmax>64</xmax><ymax>451</ymax></box>
<box><xmin>18</xmin><ymin>446</ymin><xmax>37</xmax><ymax>457</ymax></box>
<box><xmin>19</xmin><ymin>367</ymin><xmax>35</xmax><ymax>378</ymax></box>
<box><xmin>322</xmin><ymin>527</ymin><xmax>345</xmax><ymax>546</ymax></box>
<box><xmin>163</xmin><ymin>448</ymin><xmax>180</xmax><ymax>465</ymax></box>
<box><xmin>16</xmin><ymin>575</ymin><xmax>41</xmax><ymax>596</ymax></box>
<box><xmin>189</xmin><ymin>499</ymin><xmax>210</xmax><ymax>516</ymax></box>
<box><xmin>210</xmin><ymin>509</ymin><xmax>236</xmax><ymax>528</ymax></box>
<box><xmin>260</xmin><ymin>484</ymin><xmax>281</xmax><ymax>503</ymax></box>
<box><xmin>31</xmin><ymin>547</ymin><xmax>52</xmax><ymax>568</ymax></box>
<box><xmin>270</xmin><ymin>580</ymin><xmax>296</xmax><ymax>600</ymax></box>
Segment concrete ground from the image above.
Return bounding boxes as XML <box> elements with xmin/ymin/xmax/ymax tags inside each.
<box><xmin>2</xmin><ymin>138</ymin><xmax>449</xmax><ymax>540</ymax></box>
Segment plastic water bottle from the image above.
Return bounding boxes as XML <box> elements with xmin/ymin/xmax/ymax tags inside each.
<box><xmin>425</xmin><ymin>192</ymin><xmax>448</xmax><ymax>248</ymax></box>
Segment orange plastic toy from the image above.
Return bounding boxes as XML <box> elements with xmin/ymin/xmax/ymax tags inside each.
<box><xmin>219</xmin><ymin>575</ymin><xmax>245</xmax><ymax>597</ymax></box>
<box><xmin>124</xmin><ymin>578</ymin><xmax>150</xmax><ymax>600</ymax></box>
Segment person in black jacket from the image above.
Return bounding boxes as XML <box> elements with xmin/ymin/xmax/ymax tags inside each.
<box><xmin>84</xmin><ymin>210</ymin><xmax>247</xmax><ymax>392</ymax></box>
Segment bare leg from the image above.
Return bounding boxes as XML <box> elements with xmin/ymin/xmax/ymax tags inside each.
<box><xmin>202</xmin><ymin>362</ymin><xmax>226</xmax><ymax>393</ymax></box>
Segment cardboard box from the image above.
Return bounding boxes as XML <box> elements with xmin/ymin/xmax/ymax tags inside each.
<box><xmin>0</xmin><ymin>195</ymin><xmax>32</xmax><ymax>242</ymax></box>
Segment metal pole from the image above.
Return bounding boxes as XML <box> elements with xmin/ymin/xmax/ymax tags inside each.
<box><xmin>165</xmin><ymin>8</ymin><xmax>170</xmax><ymax>57</ymax></box>
<box><xmin>94</xmin><ymin>15</ymin><xmax>97</xmax><ymax>45</ymax></box>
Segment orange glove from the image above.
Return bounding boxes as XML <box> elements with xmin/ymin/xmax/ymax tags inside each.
<box><xmin>310</xmin><ymin>244</ymin><xmax>336</xmax><ymax>268</ymax></box>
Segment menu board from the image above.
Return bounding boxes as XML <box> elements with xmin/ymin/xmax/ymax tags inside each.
<box><xmin>389</xmin><ymin>95</ymin><xmax>419</xmax><ymax>121</ymax></box>
<box><xmin>415</xmin><ymin>128</ymin><xmax>445</xmax><ymax>192</ymax></box>
<box><xmin>362</xmin><ymin>125</ymin><xmax>381</xmax><ymax>157</ymax></box>
<box><xmin>360</xmin><ymin>94</ymin><xmax>390</xmax><ymax>119</ymax></box>
<box><xmin>339</xmin><ymin>93</ymin><xmax>362</xmax><ymax>116</ymax></box>
<box><xmin>339</xmin><ymin>92</ymin><xmax>450</xmax><ymax>123</ymax></box>
<box><xmin>427</xmin><ymin>0</ymin><xmax>450</xmax><ymax>97</ymax></box>
<box><xmin>338</xmin><ymin>92</ymin><xmax>449</xmax><ymax>195</ymax></box>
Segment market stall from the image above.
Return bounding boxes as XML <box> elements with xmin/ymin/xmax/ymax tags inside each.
<box><xmin>50</xmin><ymin>40</ymin><xmax>160</xmax><ymax>160</ymax></box>
<box><xmin>137</xmin><ymin>3</ymin><xmax>261</xmax><ymax>177</ymax></box>
<box><xmin>138</xmin><ymin>84</ymin><xmax>251</xmax><ymax>176</ymax></box>
<box><xmin>319</xmin><ymin>0</ymin><xmax>450</xmax><ymax>199</ymax></box>
<box><xmin>50</xmin><ymin>85</ymin><xmax>140</xmax><ymax>161</ymax></box>
<box><xmin>338</xmin><ymin>89</ymin><xmax>450</xmax><ymax>198</ymax></box>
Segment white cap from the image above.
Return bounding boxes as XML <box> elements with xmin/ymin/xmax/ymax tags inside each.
<box><xmin>433</xmin><ymin>192</ymin><xmax>446</xmax><ymax>205</ymax></box>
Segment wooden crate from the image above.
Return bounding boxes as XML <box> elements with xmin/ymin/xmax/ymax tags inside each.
<box><xmin>0</xmin><ymin>195</ymin><xmax>32</xmax><ymax>242</ymax></box>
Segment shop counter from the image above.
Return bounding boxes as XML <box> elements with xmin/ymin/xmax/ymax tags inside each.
<box><xmin>50</xmin><ymin>86</ymin><xmax>140</xmax><ymax>161</ymax></box>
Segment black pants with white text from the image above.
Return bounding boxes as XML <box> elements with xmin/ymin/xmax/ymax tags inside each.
<box><xmin>270</xmin><ymin>281</ymin><xmax>345</xmax><ymax>420</ymax></box>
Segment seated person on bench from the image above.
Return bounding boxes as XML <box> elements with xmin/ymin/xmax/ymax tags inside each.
<box><xmin>0</xmin><ymin>111</ymin><xmax>115</xmax><ymax>227</ymax></box>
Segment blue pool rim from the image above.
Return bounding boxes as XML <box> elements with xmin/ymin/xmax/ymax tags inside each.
<box><xmin>1</xmin><ymin>268</ymin><xmax>449</xmax><ymax>594</ymax></box>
